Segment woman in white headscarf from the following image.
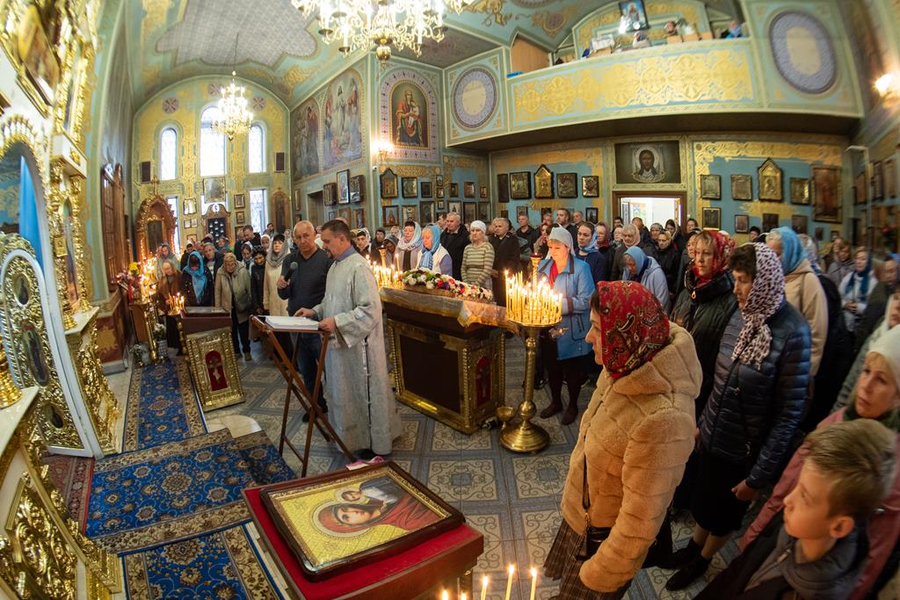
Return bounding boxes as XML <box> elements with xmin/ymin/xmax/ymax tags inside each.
<box><xmin>461</xmin><ymin>220</ymin><xmax>494</xmax><ymax>288</ymax></box>
<box><xmin>395</xmin><ymin>220</ymin><xmax>422</xmax><ymax>272</ymax></box>
<box><xmin>263</xmin><ymin>233</ymin><xmax>290</xmax><ymax>317</ymax></box>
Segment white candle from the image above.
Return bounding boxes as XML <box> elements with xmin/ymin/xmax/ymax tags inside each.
<box><xmin>504</xmin><ymin>565</ymin><xmax>515</xmax><ymax>600</ymax></box>
<box><xmin>480</xmin><ymin>576</ymin><xmax>489</xmax><ymax>600</ymax></box>
<box><xmin>441</xmin><ymin>591</ymin><xmax>449</xmax><ymax>600</ymax></box>
<box><xmin>529</xmin><ymin>568</ymin><xmax>538</xmax><ymax>600</ymax></box>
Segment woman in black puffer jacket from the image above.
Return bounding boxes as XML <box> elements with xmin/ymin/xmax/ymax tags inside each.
<box><xmin>665</xmin><ymin>243</ymin><xmax>811</xmax><ymax>592</ymax></box>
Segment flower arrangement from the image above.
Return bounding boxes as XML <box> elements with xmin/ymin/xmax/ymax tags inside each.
<box><xmin>401</xmin><ymin>268</ymin><xmax>494</xmax><ymax>303</ymax></box>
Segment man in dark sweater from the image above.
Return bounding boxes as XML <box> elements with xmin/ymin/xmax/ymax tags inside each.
<box><xmin>277</xmin><ymin>220</ymin><xmax>332</xmax><ymax>417</ymax></box>
<box><xmin>490</xmin><ymin>218</ymin><xmax>520</xmax><ymax>307</ymax></box>
<box><xmin>555</xmin><ymin>208</ymin><xmax>579</xmax><ymax>241</ymax></box>
<box><xmin>440</xmin><ymin>212</ymin><xmax>469</xmax><ymax>280</ymax></box>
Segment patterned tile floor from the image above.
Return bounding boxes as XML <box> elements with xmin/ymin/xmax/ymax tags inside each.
<box><xmin>208</xmin><ymin>338</ymin><xmax>747</xmax><ymax>599</ymax></box>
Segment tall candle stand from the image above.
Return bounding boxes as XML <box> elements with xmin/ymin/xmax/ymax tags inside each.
<box><xmin>497</xmin><ymin>256</ymin><xmax>561</xmax><ymax>453</ymax></box>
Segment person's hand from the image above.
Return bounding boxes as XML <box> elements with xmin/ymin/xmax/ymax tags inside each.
<box><xmin>845</xmin><ymin>301</ymin><xmax>858</xmax><ymax>314</ymax></box>
<box><xmin>732</xmin><ymin>479</ymin><xmax>759</xmax><ymax>502</ymax></box>
<box><xmin>294</xmin><ymin>308</ymin><xmax>315</xmax><ymax>318</ymax></box>
<box><xmin>319</xmin><ymin>317</ymin><xmax>336</xmax><ymax>333</ymax></box>
<box><xmin>277</xmin><ymin>276</ymin><xmax>289</xmax><ymax>289</ymax></box>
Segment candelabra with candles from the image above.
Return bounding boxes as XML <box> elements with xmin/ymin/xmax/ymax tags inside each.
<box><xmin>497</xmin><ymin>256</ymin><xmax>561</xmax><ymax>453</ymax></box>
<box><xmin>170</xmin><ymin>293</ymin><xmax>186</xmax><ymax>315</ymax></box>
<box><xmin>441</xmin><ymin>565</ymin><xmax>540</xmax><ymax>600</ymax></box>
<box><xmin>371</xmin><ymin>249</ymin><xmax>403</xmax><ymax>289</ymax></box>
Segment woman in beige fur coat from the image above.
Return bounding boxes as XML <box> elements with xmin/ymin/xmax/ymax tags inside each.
<box><xmin>544</xmin><ymin>280</ymin><xmax>701</xmax><ymax>598</ymax></box>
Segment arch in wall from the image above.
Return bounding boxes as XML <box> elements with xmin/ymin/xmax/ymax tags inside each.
<box><xmin>135</xmin><ymin>194</ymin><xmax>176</xmax><ymax>261</ymax></box>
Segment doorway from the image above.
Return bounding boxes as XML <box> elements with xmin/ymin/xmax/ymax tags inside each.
<box><xmin>614</xmin><ymin>191</ymin><xmax>687</xmax><ymax>228</ymax></box>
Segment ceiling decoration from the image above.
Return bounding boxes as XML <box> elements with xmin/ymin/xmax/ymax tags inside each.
<box><xmin>769</xmin><ymin>11</ymin><xmax>837</xmax><ymax>95</ymax></box>
<box><xmin>394</xmin><ymin>28</ymin><xmax>498</xmax><ymax>68</ymax></box>
<box><xmin>452</xmin><ymin>67</ymin><xmax>499</xmax><ymax>130</ymax></box>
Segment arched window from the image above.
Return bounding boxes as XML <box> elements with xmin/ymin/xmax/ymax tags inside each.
<box><xmin>248</xmin><ymin>124</ymin><xmax>265</xmax><ymax>173</ymax></box>
<box><xmin>200</xmin><ymin>106</ymin><xmax>226</xmax><ymax>177</ymax></box>
<box><xmin>159</xmin><ymin>127</ymin><xmax>177</xmax><ymax>181</ymax></box>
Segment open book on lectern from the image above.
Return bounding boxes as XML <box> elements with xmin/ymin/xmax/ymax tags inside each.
<box><xmin>265</xmin><ymin>315</ymin><xmax>321</xmax><ymax>332</ymax></box>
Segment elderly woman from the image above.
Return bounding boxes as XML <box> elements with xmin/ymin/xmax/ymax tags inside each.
<box><xmin>263</xmin><ymin>233</ymin><xmax>289</xmax><ymax>318</ymax></box>
<box><xmin>595</xmin><ymin>222</ymin><xmax>613</xmax><ymax>282</ymax></box>
<box><xmin>156</xmin><ymin>260</ymin><xmax>182</xmax><ymax>353</ymax></box>
<box><xmin>154</xmin><ymin>243</ymin><xmax>178</xmax><ymax>281</ymax></box>
<box><xmin>536</xmin><ymin>228</ymin><xmax>594</xmax><ymax>424</ymax></box>
<box><xmin>666</xmin><ymin>243</ymin><xmax>811</xmax><ymax>590</ymax></box>
<box><xmin>416</xmin><ymin>223</ymin><xmax>451</xmax><ymax>274</ymax></box>
<box><xmin>181</xmin><ymin>251</ymin><xmax>213</xmax><ymax>307</ymax></box>
<box><xmin>622</xmin><ymin>246</ymin><xmax>671</xmax><ymax>312</ymax></box>
<box><xmin>460</xmin><ymin>220</ymin><xmax>494</xmax><ymax>289</ymax></box>
<box><xmin>395</xmin><ymin>220</ymin><xmax>422</xmax><ymax>271</ymax></box>
<box><xmin>840</xmin><ymin>247</ymin><xmax>878</xmax><ymax>337</ymax></box>
<box><xmin>827</xmin><ymin>237</ymin><xmax>853</xmax><ymax>287</ymax></box>
<box><xmin>215</xmin><ymin>252</ymin><xmax>253</xmax><ymax>360</ymax></box>
<box><xmin>575</xmin><ymin>222</ymin><xmax>605</xmax><ymax>284</ymax></box>
<box><xmin>380</xmin><ymin>235</ymin><xmax>397</xmax><ymax>268</ymax></box>
<box><xmin>742</xmin><ymin>323</ymin><xmax>900</xmax><ymax>600</ymax></box>
<box><xmin>545</xmin><ymin>281</ymin><xmax>701</xmax><ymax>597</ymax></box>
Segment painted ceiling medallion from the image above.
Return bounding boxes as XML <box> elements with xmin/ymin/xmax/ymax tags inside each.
<box><xmin>452</xmin><ymin>67</ymin><xmax>498</xmax><ymax>131</ymax></box>
<box><xmin>769</xmin><ymin>11</ymin><xmax>837</xmax><ymax>95</ymax></box>
<box><xmin>162</xmin><ymin>97</ymin><xmax>180</xmax><ymax>114</ymax></box>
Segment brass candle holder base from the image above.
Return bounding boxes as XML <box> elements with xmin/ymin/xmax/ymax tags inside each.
<box><xmin>497</xmin><ymin>324</ymin><xmax>550</xmax><ymax>454</ymax></box>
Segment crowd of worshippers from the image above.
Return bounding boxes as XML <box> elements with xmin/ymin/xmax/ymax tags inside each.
<box><xmin>150</xmin><ymin>210</ymin><xmax>900</xmax><ymax>599</ymax></box>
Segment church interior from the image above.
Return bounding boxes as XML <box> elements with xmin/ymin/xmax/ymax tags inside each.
<box><xmin>0</xmin><ymin>0</ymin><xmax>899</xmax><ymax>598</ymax></box>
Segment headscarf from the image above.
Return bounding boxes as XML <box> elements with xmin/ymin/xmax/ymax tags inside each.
<box><xmin>419</xmin><ymin>224</ymin><xmax>443</xmax><ymax>270</ymax></box>
<box><xmin>594</xmin><ymin>281</ymin><xmax>670</xmax><ymax>379</ymax></box>
<box><xmin>470</xmin><ymin>220</ymin><xmax>487</xmax><ymax>233</ymax></box>
<box><xmin>266</xmin><ymin>234</ymin><xmax>289</xmax><ymax>268</ymax></box>
<box><xmin>845</xmin><ymin>325</ymin><xmax>900</xmax><ymax>431</ymax></box>
<box><xmin>397</xmin><ymin>221</ymin><xmax>422</xmax><ymax>252</ymax></box>
<box><xmin>624</xmin><ymin>245</ymin><xmax>648</xmax><ymax>280</ymax></box>
<box><xmin>186</xmin><ymin>251</ymin><xmax>209</xmax><ymax>300</ymax></box>
<box><xmin>578</xmin><ymin>224</ymin><xmax>598</xmax><ymax>255</ymax></box>
<box><xmin>548</xmin><ymin>226</ymin><xmax>574</xmax><ymax>254</ymax></box>
<box><xmin>887</xmin><ymin>253</ymin><xmax>900</xmax><ymax>286</ymax></box>
<box><xmin>240</xmin><ymin>242</ymin><xmax>254</xmax><ymax>268</ymax></box>
<box><xmin>732</xmin><ymin>243</ymin><xmax>785</xmax><ymax>369</ymax></box>
<box><xmin>691</xmin><ymin>230</ymin><xmax>734</xmax><ymax>287</ymax></box>
<box><xmin>847</xmin><ymin>250</ymin><xmax>873</xmax><ymax>299</ymax></box>
<box><xmin>773</xmin><ymin>227</ymin><xmax>804</xmax><ymax>274</ymax></box>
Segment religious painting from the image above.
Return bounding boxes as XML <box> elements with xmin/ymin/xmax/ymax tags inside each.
<box><xmin>323</xmin><ymin>183</ymin><xmax>337</xmax><ymax>206</ymax></box>
<box><xmin>758</xmin><ymin>159</ymin><xmax>783</xmax><ymax>202</ymax></box>
<box><xmin>381</xmin><ymin>168</ymin><xmax>398</xmax><ymax>199</ymax></box>
<box><xmin>234</xmin><ymin>194</ymin><xmax>245</xmax><ymax>209</ymax></box>
<box><xmin>391</xmin><ymin>82</ymin><xmax>429</xmax><ymax>149</ymax></box>
<box><xmin>450</xmin><ymin>183</ymin><xmax>459</xmax><ymax>198</ymax></box>
<box><xmin>402</xmin><ymin>205</ymin><xmax>418</xmax><ymax>224</ymax></box>
<box><xmin>885</xmin><ymin>158</ymin><xmax>897</xmax><ymax>198</ymax></box>
<box><xmin>17</xmin><ymin>5</ymin><xmax>60</xmax><ymax>104</ymax></box>
<box><xmin>337</xmin><ymin>170</ymin><xmax>350</xmax><ymax>204</ymax></box>
<box><xmin>790</xmin><ymin>178</ymin><xmax>810</xmax><ymax>205</ymax></box>
<box><xmin>437</xmin><ymin>200</ymin><xmax>446</xmax><ymax>211</ymax></box>
<box><xmin>872</xmin><ymin>161</ymin><xmax>884</xmax><ymax>200</ymax></box>
<box><xmin>619</xmin><ymin>0</ymin><xmax>649</xmax><ymax>31</ymax></box>
<box><xmin>354</xmin><ymin>208</ymin><xmax>366</xmax><ymax>229</ymax></box>
<box><xmin>812</xmin><ymin>166</ymin><xmax>841</xmax><ymax>223</ymax></box>
<box><xmin>327</xmin><ymin>210</ymin><xmax>336</xmax><ymax>221</ymax></box>
<box><xmin>734</xmin><ymin>214</ymin><xmax>750</xmax><ymax>234</ymax></box>
<box><xmin>204</xmin><ymin>177</ymin><xmax>226</xmax><ymax>203</ymax></box>
<box><xmin>615</xmin><ymin>142</ymin><xmax>681</xmax><ymax>185</ymax></box>
<box><xmin>419</xmin><ymin>201</ymin><xmax>435</xmax><ymax>224</ymax></box>
<box><xmin>700</xmin><ymin>175</ymin><xmax>721</xmax><ymax>200</ymax></box>
<box><xmin>731</xmin><ymin>174</ymin><xmax>752</xmax><ymax>201</ymax></box>
<box><xmin>855</xmin><ymin>172</ymin><xmax>867</xmax><ymax>205</ymax></box>
<box><xmin>420</xmin><ymin>181</ymin><xmax>432</xmax><ymax>198</ymax></box>
<box><xmin>464</xmin><ymin>182</ymin><xmax>476</xmax><ymax>199</ymax></box>
<box><xmin>463</xmin><ymin>202</ymin><xmax>477</xmax><ymax>224</ymax></box>
<box><xmin>183</xmin><ymin>198</ymin><xmax>197</xmax><ymax>215</ymax></box>
<box><xmin>534</xmin><ymin>165</ymin><xmax>554</xmax><ymax>199</ymax></box>
<box><xmin>791</xmin><ymin>214</ymin><xmax>808</xmax><ymax>235</ymax></box>
<box><xmin>402</xmin><ymin>177</ymin><xmax>418</xmax><ymax>199</ymax></box>
<box><xmin>497</xmin><ymin>173</ymin><xmax>509</xmax><ymax>203</ymax></box>
<box><xmin>338</xmin><ymin>207</ymin><xmax>352</xmax><ymax>223</ymax></box>
<box><xmin>236</xmin><ymin>211</ymin><xmax>245</xmax><ymax>225</ymax></box>
<box><xmin>763</xmin><ymin>212</ymin><xmax>780</xmax><ymax>233</ymax></box>
<box><xmin>436</xmin><ymin>185</ymin><xmax>445</xmax><ymax>199</ymax></box>
<box><xmin>702</xmin><ymin>207</ymin><xmax>720</xmax><ymax>230</ymax></box>
<box><xmin>448</xmin><ymin>201</ymin><xmax>461</xmax><ymax>215</ymax></box>
<box><xmin>582</xmin><ymin>176</ymin><xmax>600</xmax><ymax>198</ymax></box>
<box><xmin>21</xmin><ymin>324</ymin><xmax>48</xmax><ymax>386</ymax></box>
<box><xmin>480</xmin><ymin>185</ymin><xmax>488</xmax><ymax>199</ymax></box>
<box><xmin>261</xmin><ymin>463</ymin><xmax>463</xmax><ymax>580</ymax></box>
<box><xmin>558</xmin><ymin>173</ymin><xmax>578</xmax><ymax>198</ymax></box>
<box><xmin>478</xmin><ymin>202</ymin><xmax>491</xmax><ymax>222</ymax></box>
<box><xmin>350</xmin><ymin>175</ymin><xmax>365</xmax><ymax>203</ymax></box>
<box><xmin>382</xmin><ymin>206</ymin><xmax>399</xmax><ymax>228</ymax></box>
<box><xmin>585</xmin><ymin>207</ymin><xmax>599</xmax><ymax>223</ymax></box>
<box><xmin>292</xmin><ymin>98</ymin><xmax>320</xmax><ymax>180</ymax></box>
<box><xmin>509</xmin><ymin>172</ymin><xmax>531</xmax><ymax>200</ymax></box>
<box><xmin>323</xmin><ymin>70</ymin><xmax>363</xmax><ymax>170</ymax></box>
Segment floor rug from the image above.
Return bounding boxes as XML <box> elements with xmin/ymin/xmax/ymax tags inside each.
<box><xmin>122</xmin><ymin>523</ymin><xmax>282</xmax><ymax>599</ymax></box>
<box><xmin>122</xmin><ymin>359</ymin><xmax>206</xmax><ymax>452</ymax></box>
<box><xmin>87</xmin><ymin>429</ymin><xmax>292</xmax><ymax>554</ymax></box>
<box><xmin>43</xmin><ymin>454</ymin><xmax>93</xmax><ymax>528</ymax></box>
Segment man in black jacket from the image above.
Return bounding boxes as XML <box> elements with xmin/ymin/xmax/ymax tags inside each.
<box><xmin>490</xmin><ymin>218</ymin><xmax>520</xmax><ymax>307</ymax></box>
<box><xmin>440</xmin><ymin>212</ymin><xmax>469</xmax><ymax>280</ymax></box>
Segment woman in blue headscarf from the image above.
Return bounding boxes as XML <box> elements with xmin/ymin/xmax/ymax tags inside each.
<box><xmin>395</xmin><ymin>220</ymin><xmax>422</xmax><ymax>272</ymax></box>
<box><xmin>767</xmin><ymin>227</ymin><xmax>828</xmax><ymax>376</ymax></box>
<box><xmin>622</xmin><ymin>245</ymin><xmax>671</xmax><ymax>312</ymax></box>
<box><xmin>840</xmin><ymin>247</ymin><xmax>878</xmax><ymax>336</ymax></box>
<box><xmin>416</xmin><ymin>223</ymin><xmax>451</xmax><ymax>274</ymax></box>
<box><xmin>575</xmin><ymin>221</ymin><xmax>605</xmax><ymax>284</ymax></box>
<box><xmin>181</xmin><ymin>250</ymin><xmax>213</xmax><ymax>306</ymax></box>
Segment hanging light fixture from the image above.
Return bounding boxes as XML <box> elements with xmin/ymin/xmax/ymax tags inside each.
<box><xmin>212</xmin><ymin>35</ymin><xmax>253</xmax><ymax>140</ymax></box>
<box><xmin>292</xmin><ymin>0</ymin><xmax>475</xmax><ymax>65</ymax></box>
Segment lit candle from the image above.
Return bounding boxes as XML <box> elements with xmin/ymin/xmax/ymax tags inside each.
<box><xmin>504</xmin><ymin>564</ymin><xmax>515</xmax><ymax>600</ymax></box>
<box><xmin>461</xmin><ymin>594</ymin><xmax>468</xmax><ymax>600</ymax></box>
<box><xmin>480</xmin><ymin>576</ymin><xmax>489</xmax><ymax>600</ymax></box>
<box><xmin>441</xmin><ymin>591</ymin><xmax>449</xmax><ymax>600</ymax></box>
<box><xmin>529</xmin><ymin>568</ymin><xmax>538</xmax><ymax>600</ymax></box>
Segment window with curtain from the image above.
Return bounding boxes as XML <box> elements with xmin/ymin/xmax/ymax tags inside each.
<box><xmin>248</xmin><ymin>124</ymin><xmax>265</xmax><ymax>173</ymax></box>
<box><xmin>200</xmin><ymin>107</ymin><xmax>226</xmax><ymax>177</ymax></box>
<box><xmin>249</xmin><ymin>189</ymin><xmax>268</xmax><ymax>234</ymax></box>
<box><xmin>160</xmin><ymin>127</ymin><xmax>177</xmax><ymax>181</ymax></box>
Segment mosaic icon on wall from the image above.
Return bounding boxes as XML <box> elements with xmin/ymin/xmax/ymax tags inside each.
<box><xmin>323</xmin><ymin>69</ymin><xmax>363</xmax><ymax>170</ymax></box>
<box><xmin>380</xmin><ymin>69</ymin><xmax>439</xmax><ymax>162</ymax></box>
<box><xmin>769</xmin><ymin>11</ymin><xmax>837</xmax><ymax>95</ymax></box>
<box><xmin>292</xmin><ymin>98</ymin><xmax>320</xmax><ymax>180</ymax></box>
<box><xmin>451</xmin><ymin>67</ymin><xmax>498</xmax><ymax>131</ymax></box>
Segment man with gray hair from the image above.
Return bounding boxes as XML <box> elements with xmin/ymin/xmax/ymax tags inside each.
<box><xmin>440</xmin><ymin>212</ymin><xmax>469</xmax><ymax>280</ymax></box>
<box><xmin>610</xmin><ymin>224</ymin><xmax>640</xmax><ymax>281</ymax></box>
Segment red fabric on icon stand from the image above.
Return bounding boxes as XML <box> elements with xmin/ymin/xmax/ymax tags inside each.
<box><xmin>243</xmin><ymin>485</ymin><xmax>483</xmax><ymax>600</ymax></box>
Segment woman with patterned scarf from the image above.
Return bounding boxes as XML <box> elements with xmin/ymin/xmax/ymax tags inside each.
<box><xmin>666</xmin><ymin>243</ymin><xmax>812</xmax><ymax>591</ymax></box>
<box><xmin>394</xmin><ymin>220</ymin><xmax>422</xmax><ymax>272</ymax></box>
<box><xmin>839</xmin><ymin>247</ymin><xmax>878</xmax><ymax>338</ymax></box>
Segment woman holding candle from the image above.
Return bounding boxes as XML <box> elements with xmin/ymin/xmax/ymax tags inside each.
<box><xmin>536</xmin><ymin>227</ymin><xmax>594</xmax><ymax>425</ymax></box>
<box><xmin>416</xmin><ymin>224</ymin><xmax>452</xmax><ymax>275</ymax></box>
<box><xmin>155</xmin><ymin>260</ymin><xmax>182</xmax><ymax>354</ymax></box>
<box><xmin>461</xmin><ymin>220</ymin><xmax>495</xmax><ymax>289</ymax></box>
<box><xmin>544</xmin><ymin>280</ymin><xmax>701</xmax><ymax>598</ymax></box>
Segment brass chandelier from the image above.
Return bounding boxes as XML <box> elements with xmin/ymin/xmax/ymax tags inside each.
<box><xmin>292</xmin><ymin>0</ymin><xmax>474</xmax><ymax>64</ymax></box>
<box><xmin>212</xmin><ymin>35</ymin><xmax>253</xmax><ymax>140</ymax></box>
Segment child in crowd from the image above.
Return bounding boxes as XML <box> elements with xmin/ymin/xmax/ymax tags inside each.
<box><xmin>697</xmin><ymin>419</ymin><xmax>897</xmax><ymax>599</ymax></box>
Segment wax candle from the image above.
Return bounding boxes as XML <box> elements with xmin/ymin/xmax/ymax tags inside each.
<box><xmin>441</xmin><ymin>590</ymin><xmax>449</xmax><ymax>600</ymax></box>
<box><xmin>480</xmin><ymin>575</ymin><xmax>489</xmax><ymax>600</ymax></box>
<box><xmin>529</xmin><ymin>568</ymin><xmax>538</xmax><ymax>600</ymax></box>
<box><xmin>461</xmin><ymin>594</ymin><xmax>468</xmax><ymax>600</ymax></box>
<box><xmin>504</xmin><ymin>565</ymin><xmax>515</xmax><ymax>600</ymax></box>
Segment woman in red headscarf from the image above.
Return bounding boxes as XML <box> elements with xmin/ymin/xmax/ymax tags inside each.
<box><xmin>544</xmin><ymin>281</ymin><xmax>701</xmax><ymax>598</ymax></box>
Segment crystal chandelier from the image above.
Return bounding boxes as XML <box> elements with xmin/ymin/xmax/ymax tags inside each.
<box><xmin>212</xmin><ymin>71</ymin><xmax>253</xmax><ymax>141</ymax></box>
<box><xmin>292</xmin><ymin>0</ymin><xmax>474</xmax><ymax>64</ymax></box>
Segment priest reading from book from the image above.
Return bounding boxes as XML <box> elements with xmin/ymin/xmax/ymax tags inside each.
<box><xmin>295</xmin><ymin>219</ymin><xmax>401</xmax><ymax>460</ymax></box>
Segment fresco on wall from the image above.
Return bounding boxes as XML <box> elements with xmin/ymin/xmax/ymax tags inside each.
<box><xmin>292</xmin><ymin>98</ymin><xmax>320</xmax><ymax>180</ymax></box>
<box><xmin>392</xmin><ymin>83</ymin><xmax>428</xmax><ymax>148</ymax></box>
<box><xmin>379</xmin><ymin>69</ymin><xmax>440</xmax><ymax>163</ymax></box>
<box><xmin>614</xmin><ymin>141</ymin><xmax>681</xmax><ymax>184</ymax></box>
<box><xmin>322</xmin><ymin>70</ymin><xmax>363</xmax><ymax>170</ymax></box>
